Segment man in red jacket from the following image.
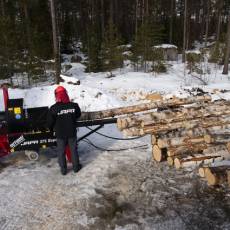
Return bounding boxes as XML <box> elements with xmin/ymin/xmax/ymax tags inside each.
<box><xmin>47</xmin><ymin>86</ymin><xmax>81</xmax><ymax>175</ymax></box>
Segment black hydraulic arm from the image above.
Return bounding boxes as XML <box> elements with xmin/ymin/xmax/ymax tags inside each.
<box><xmin>76</xmin><ymin>117</ymin><xmax>117</xmax><ymax>127</ymax></box>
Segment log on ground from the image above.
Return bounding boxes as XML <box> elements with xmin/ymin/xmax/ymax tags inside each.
<box><xmin>141</xmin><ymin>102</ymin><xmax>230</xmax><ymax>128</ymax></box>
<box><xmin>83</xmin><ymin>95</ymin><xmax>211</xmax><ymax>121</ymax></box>
<box><xmin>157</xmin><ymin>136</ymin><xmax>205</xmax><ymax>148</ymax></box>
<box><xmin>205</xmin><ymin>166</ymin><xmax>230</xmax><ymax>186</ymax></box>
<box><xmin>204</xmin><ymin>134</ymin><xmax>230</xmax><ymax>144</ymax></box>
<box><xmin>141</xmin><ymin>115</ymin><xmax>230</xmax><ymax>135</ymax></box>
<box><xmin>174</xmin><ymin>154</ymin><xmax>223</xmax><ymax>169</ymax></box>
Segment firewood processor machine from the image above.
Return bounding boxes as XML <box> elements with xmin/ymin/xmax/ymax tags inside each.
<box><xmin>0</xmin><ymin>87</ymin><xmax>117</xmax><ymax>161</ymax></box>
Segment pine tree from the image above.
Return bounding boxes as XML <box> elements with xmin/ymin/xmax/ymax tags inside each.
<box><xmin>101</xmin><ymin>19</ymin><xmax>123</xmax><ymax>76</ymax></box>
<box><xmin>131</xmin><ymin>20</ymin><xmax>165</xmax><ymax>72</ymax></box>
<box><xmin>0</xmin><ymin>16</ymin><xmax>15</xmax><ymax>79</ymax></box>
<box><xmin>84</xmin><ymin>25</ymin><xmax>102</xmax><ymax>73</ymax></box>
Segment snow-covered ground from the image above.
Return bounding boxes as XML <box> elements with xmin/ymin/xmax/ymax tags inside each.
<box><xmin>1</xmin><ymin>61</ymin><xmax>230</xmax><ymax>229</ymax></box>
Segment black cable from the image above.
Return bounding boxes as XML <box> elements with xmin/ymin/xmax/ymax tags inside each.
<box><xmin>85</xmin><ymin>126</ymin><xmax>146</xmax><ymax>140</ymax></box>
<box><xmin>82</xmin><ymin>138</ymin><xmax>148</xmax><ymax>152</ymax></box>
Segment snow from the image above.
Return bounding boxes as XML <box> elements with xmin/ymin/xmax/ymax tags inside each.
<box><xmin>154</xmin><ymin>44</ymin><xmax>178</xmax><ymax>49</ymax></box>
<box><xmin>1</xmin><ymin>58</ymin><xmax>230</xmax><ymax>229</ymax></box>
<box><xmin>186</xmin><ymin>50</ymin><xmax>201</xmax><ymax>54</ymax></box>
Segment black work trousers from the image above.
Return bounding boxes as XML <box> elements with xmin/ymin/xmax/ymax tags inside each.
<box><xmin>56</xmin><ymin>137</ymin><xmax>80</xmax><ymax>172</ymax></box>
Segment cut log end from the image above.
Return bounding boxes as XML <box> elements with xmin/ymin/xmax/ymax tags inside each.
<box><xmin>157</xmin><ymin>139</ymin><xmax>167</xmax><ymax>149</ymax></box>
<box><xmin>198</xmin><ymin>167</ymin><xmax>207</xmax><ymax>178</ymax></box>
<box><xmin>167</xmin><ymin>156</ymin><xmax>174</xmax><ymax>166</ymax></box>
<box><xmin>174</xmin><ymin>158</ymin><xmax>181</xmax><ymax>169</ymax></box>
<box><xmin>205</xmin><ymin>168</ymin><xmax>218</xmax><ymax>186</ymax></box>
<box><xmin>152</xmin><ymin>145</ymin><xmax>167</xmax><ymax>162</ymax></box>
<box><xmin>151</xmin><ymin>135</ymin><xmax>157</xmax><ymax>145</ymax></box>
<box><xmin>204</xmin><ymin>134</ymin><xmax>212</xmax><ymax>144</ymax></box>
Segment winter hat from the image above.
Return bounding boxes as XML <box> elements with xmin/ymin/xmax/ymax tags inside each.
<box><xmin>54</xmin><ymin>86</ymin><xmax>70</xmax><ymax>103</ymax></box>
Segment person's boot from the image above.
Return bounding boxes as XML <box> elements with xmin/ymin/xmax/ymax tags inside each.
<box><xmin>73</xmin><ymin>164</ymin><xmax>82</xmax><ymax>173</ymax></box>
<box><xmin>61</xmin><ymin>167</ymin><xmax>67</xmax><ymax>175</ymax></box>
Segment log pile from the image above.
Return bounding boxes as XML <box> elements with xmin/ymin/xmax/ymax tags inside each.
<box><xmin>116</xmin><ymin>95</ymin><xmax>230</xmax><ymax>187</ymax></box>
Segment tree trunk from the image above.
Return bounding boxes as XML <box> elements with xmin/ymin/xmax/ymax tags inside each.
<box><xmin>223</xmin><ymin>12</ymin><xmax>230</xmax><ymax>75</ymax></box>
<box><xmin>203</xmin><ymin>144</ymin><xmax>230</xmax><ymax>155</ymax></box>
<box><xmin>204</xmin><ymin>134</ymin><xmax>230</xmax><ymax>144</ymax></box>
<box><xmin>0</xmin><ymin>0</ymin><xmax>5</xmax><ymax>16</ymax></box>
<box><xmin>115</xmin><ymin>95</ymin><xmax>211</xmax><ymax>129</ymax></box>
<box><xmin>135</xmin><ymin>0</ymin><xmax>139</xmax><ymax>36</ymax></box>
<box><xmin>145</xmin><ymin>0</ymin><xmax>149</xmax><ymax>17</ymax></box>
<box><xmin>216</xmin><ymin>0</ymin><xmax>223</xmax><ymax>41</ymax></box>
<box><xmin>49</xmin><ymin>0</ymin><xmax>61</xmax><ymax>84</ymax></box>
<box><xmin>182</xmin><ymin>0</ymin><xmax>188</xmax><ymax>63</ymax></box>
<box><xmin>122</xmin><ymin>127</ymin><xmax>143</xmax><ymax>137</ymax></box>
<box><xmin>141</xmin><ymin>115</ymin><xmax>230</xmax><ymax>135</ymax></box>
<box><xmin>100</xmin><ymin>0</ymin><xmax>104</xmax><ymax>39</ymax></box>
<box><xmin>167</xmin><ymin>144</ymin><xmax>207</xmax><ymax>157</ymax></box>
<box><xmin>81</xmin><ymin>95</ymin><xmax>211</xmax><ymax>121</ymax></box>
<box><xmin>174</xmin><ymin>155</ymin><xmax>223</xmax><ymax>169</ymax></box>
<box><xmin>21</xmin><ymin>0</ymin><xmax>32</xmax><ymax>86</ymax></box>
<box><xmin>169</xmin><ymin>0</ymin><xmax>175</xmax><ymax>44</ymax></box>
<box><xmin>155</xmin><ymin>125</ymin><xmax>230</xmax><ymax>140</ymax></box>
<box><xmin>141</xmin><ymin>0</ymin><xmax>144</xmax><ymax>25</ymax></box>
<box><xmin>157</xmin><ymin>136</ymin><xmax>205</xmax><ymax>148</ymax></box>
<box><xmin>204</xmin><ymin>0</ymin><xmax>210</xmax><ymax>47</ymax></box>
<box><xmin>110</xmin><ymin>0</ymin><xmax>114</xmax><ymax>24</ymax></box>
<box><xmin>141</xmin><ymin>102</ymin><xmax>230</xmax><ymax>128</ymax></box>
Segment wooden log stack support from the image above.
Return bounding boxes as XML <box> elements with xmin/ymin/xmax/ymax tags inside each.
<box><xmin>115</xmin><ymin>95</ymin><xmax>230</xmax><ymax>187</ymax></box>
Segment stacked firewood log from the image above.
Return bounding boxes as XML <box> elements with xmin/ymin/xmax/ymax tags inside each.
<box><xmin>116</xmin><ymin>95</ymin><xmax>230</xmax><ymax>187</ymax></box>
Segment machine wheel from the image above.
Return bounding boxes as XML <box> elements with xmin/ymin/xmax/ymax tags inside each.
<box><xmin>25</xmin><ymin>150</ymin><xmax>39</xmax><ymax>161</ymax></box>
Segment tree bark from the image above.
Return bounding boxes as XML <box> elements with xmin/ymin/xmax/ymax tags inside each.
<box><xmin>154</xmin><ymin>125</ymin><xmax>230</xmax><ymax>140</ymax></box>
<box><xmin>151</xmin><ymin>134</ymin><xmax>157</xmax><ymax>145</ymax></box>
<box><xmin>110</xmin><ymin>0</ymin><xmax>114</xmax><ymax>24</ymax></box>
<box><xmin>100</xmin><ymin>0</ymin><xmax>104</xmax><ymax>39</ymax></box>
<box><xmin>174</xmin><ymin>154</ymin><xmax>223</xmax><ymax>169</ymax></box>
<box><xmin>182</xmin><ymin>0</ymin><xmax>188</xmax><ymax>63</ymax></box>
<box><xmin>157</xmin><ymin>136</ymin><xmax>205</xmax><ymax>149</ymax></box>
<box><xmin>21</xmin><ymin>0</ymin><xmax>32</xmax><ymax>86</ymax></box>
<box><xmin>135</xmin><ymin>0</ymin><xmax>139</xmax><ymax>36</ymax></box>
<box><xmin>167</xmin><ymin>144</ymin><xmax>207</xmax><ymax>157</ymax></box>
<box><xmin>81</xmin><ymin>95</ymin><xmax>211</xmax><ymax>121</ymax></box>
<box><xmin>204</xmin><ymin>134</ymin><xmax>230</xmax><ymax>144</ymax></box>
<box><xmin>141</xmin><ymin>101</ymin><xmax>230</xmax><ymax>128</ymax></box>
<box><xmin>169</xmin><ymin>0</ymin><xmax>175</xmax><ymax>44</ymax></box>
<box><xmin>115</xmin><ymin>95</ymin><xmax>211</xmax><ymax>129</ymax></box>
<box><xmin>0</xmin><ymin>0</ymin><xmax>5</xmax><ymax>16</ymax></box>
<box><xmin>141</xmin><ymin>115</ymin><xmax>230</xmax><ymax>135</ymax></box>
<box><xmin>216</xmin><ymin>0</ymin><xmax>223</xmax><ymax>41</ymax></box>
<box><xmin>122</xmin><ymin>127</ymin><xmax>143</xmax><ymax>137</ymax></box>
<box><xmin>49</xmin><ymin>0</ymin><xmax>61</xmax><ymax>84</ymax></box>
<box><xmin>203</xmin><ymin>144</ymin><xmax>230</xmax><ymax>155</ymax></box>
<box><xmin>204</xmin><ymin>0</ymin><xmax>210</xmax><ymax>47</ymax></box>
<box><xmin>223</xmin><ymin>12</ymin><xmax>230</xmax><ymax>75</ymax></box>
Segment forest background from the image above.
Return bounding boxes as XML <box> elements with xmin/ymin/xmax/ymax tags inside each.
<box><xmin>0</xmin><ymin>0</ymin><xmax>230</xmax><ymax>85</ymax></box>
